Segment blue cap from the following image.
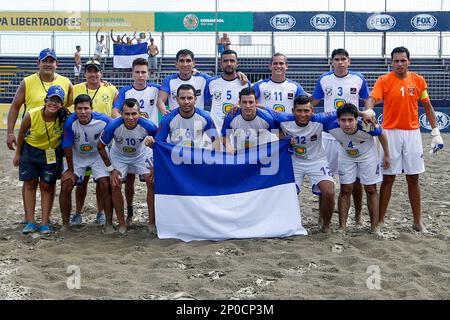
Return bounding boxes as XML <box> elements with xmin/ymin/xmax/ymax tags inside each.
<box><xmin>38</xmin><ymin>48</ymin><xmax>58</xmax><ymax>61</ymax></box>
<box><xmin>46</xmin><ymin>85</ymin><xmax>65</xmax><ymax>101</ymax></box>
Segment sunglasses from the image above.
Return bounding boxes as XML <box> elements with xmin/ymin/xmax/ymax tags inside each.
<box><xmin>86</xmin><ymin>60</ymin><xmax>101</xmax><ymax>65</ymax></box>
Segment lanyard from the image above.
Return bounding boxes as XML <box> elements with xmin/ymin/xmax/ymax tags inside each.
<box><xmin>42</xmin><ymin>109</ymin><xmax>55</xmax><ymax>150</ymax></box>
<box><xmin>86</xmin><ymin>83</ymin><xmax>101</xmax><ymax>107</ymax></box>
<box><xmin>38</xmin><ymin>73</ymin><xmax>55</xmax><ymax>94</ymax></box>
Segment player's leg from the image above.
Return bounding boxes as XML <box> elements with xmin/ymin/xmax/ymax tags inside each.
<box><xmin>406</xmin><ymin>174</ymin><xmax>426</xmax><ymax>232</ymax></box>
<box><xmin>59</xmin><ymin>175</ymin><xmax>77</xmax><ymax>229</ymax></box>
<box><xmin>144</xmin><ymin>170</ymin><xmax>156</xmax><ymax>234</ymax></box>
<box><xmin>352</xmin><ymin>180</ymin><xmax>363</xmax><ymax>225</ymax></box>
<box><xmin>38</xmin><ymin>160</ymin><xmax>61</xmax><ymax>232</ymax></box>
<box><xmin>337</xmin><ymin>158</ymin><xmax>357</xmax><ymax>231</ymax></box>
<box><xmin>363</xmin><ymin>184</ymin><xmax>380</xmax><ymax>234</ymax></box>
<box><xmin>379</xmin><ymin>175</ymin><xmax>395</xmax><ymax>226</ymax></box>
<box><xmin>74</xmin><ymin>174</ymin><xmax>90</xmax><ymax>224</ymax></box>
<box><xmin>97</xmin><ymin>177</ymin><xmax>113</xmax><ymax>232</ymax></box>
<box><xmin>317</xmin><ymin>180</ymin><xmax>335</xmax><ymax>233</ymax></box>
<box><xmin>95</xmin><ymin>182</ymin><xmax>105</xmax><ymax>225</ymax></box>
<box><xmin>23</xmin><ymin>179</ymin><xmax>39</xmax><ymax>224</ymax></box>
<box><xmin>125</xmin><ymin>173</ymin><xmax>136</xmax><ymax>225</ymax></box>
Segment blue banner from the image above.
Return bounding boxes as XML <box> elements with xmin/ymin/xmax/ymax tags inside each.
<box><xmin>254</xmin><ymin>11</ymin><xmax>450</xmax><ymax>32</ymax></box>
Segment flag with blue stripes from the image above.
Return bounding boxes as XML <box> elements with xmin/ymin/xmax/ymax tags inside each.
<box><xmin>113</xmin><ymin>43</ymin><xmax>148</xmax><ymax>68</ymax></box>
<box><xmin>153</xmin><ymin>139</ymin><xmax>307</xmax><ymax>242</ymax></box>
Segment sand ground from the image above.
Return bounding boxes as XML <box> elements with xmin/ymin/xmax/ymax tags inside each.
<box><xmin>0</xmin><ymin>131</ymin><xmax>449</xmax><ymax>300</ymax></box>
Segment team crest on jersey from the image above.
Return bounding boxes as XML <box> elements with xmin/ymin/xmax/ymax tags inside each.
<box><xmin>123</xmin><ymin>146</ymin><xmax>136</xmax><ymax>153</ymax></box>
<box><xmin>334</xmin><ymin>98</ymin><xmax>346</xmax><ymax>109</ymax></box>
<box><xmin>294</xmin><ymin>145</ymin><xmax>307</xmax><ymax>156</ymax></box>
<box><xmin>150</xmin><ymin>99</ymin><xmax>155</xmax><ymax>105</ymax></box>
<box><xmin>311</xmin><ymin>134</ymin><xmax>317</xmax><ymax>142</ymax></box>
<box><xmin>213</xmin><ymin>91</ymin><xmax>222</xmax><ymax>101</ymax></box>
<box><xmin>346</xmin><ymin>149</ymin><xmax>360</xmax><ymax>157</ymax></box>
<box><xmin>116</xmin><ymin>136</ymin><xmax>123</xmax><ymax>144</ymax></box>
<box><xmin>53</xmin><ymin>125</ymin><xmax>63</xmax><ymax>135</ymax></box>
<box><xmin>74</xmin><ymin>132</ymin><xmax>81</xmax><ymax>142</ymax></box>
<box><xmin>195</xmin><ymin>89</ymin><xmax>201</xmax><ymax>97</ymax></box>
<box><xmin>140</xmin><ymin>112</ymin><xmax>149</xmax><ymax>118</ymax></box>
<box><xmin>273</xmin><ymin>104</ymin><xmax>285</xmax><ymax>112</ymax></box>
<box><xmin>222</xmin><ymin>103</ymin><xmax>233</xmax><ymax>115</ymax></box>
<box><xmin>80</xmin><ymin>144</ymin><xmax>93</xmax><ymax>152</ymax></box>
<box><xmin>101</xmin><ymin>93</ymin><xmax>109</xmax><ymax>103</ymax></box>
<box><xmin>325</xmin><ymin>87</ymin><xmax>333</xmax><ymax>96</ymax></box>
<box><xmin>287</xmin><ymin>92</ymin><xmax>294</xmax><ymax>99</ymax></box>
<box><xmin>171</xmin><ymin>90</ymin><xmax>177</xmax><ymax>99</ymax></box>
<box><xmin>263</xmin><ymin>90</ymin><xmax>271</xmax><ymax>100</ymax></box>
<box><xmin>350</xmin><ymin>87</ymin><xmax>357</xmax><ymax>94</ymax></box>
<box><xmin>408</xmin><ymin>85</ymin><xmax>416</xmax><ymax>96</ymax></box>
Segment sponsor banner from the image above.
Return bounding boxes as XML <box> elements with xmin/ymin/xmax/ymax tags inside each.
<box><xmin>155</xmin><ymin>12</ymin><xmax>253</xmax><ymax>32</ymax></box>
<box><xmin>0</xmin><ymin>11</ymin><xmax>154</xmax><ymax>32</ymax></box>
<box><xmin>254</xmin><ymin>11</ymin><xmax>450</xmax><ymax>32</ymax></box>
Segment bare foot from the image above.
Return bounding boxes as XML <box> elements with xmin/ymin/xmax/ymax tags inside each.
<box><xmin>321</xmin><ymin>225</ymin><xmax>332</xmax><ymax>234</ymax></box>
<box><xmin>59</xmin><ymin>224</ymin><xmax>71</xmax><ymax>233</ymax></box>
<box><xmin>318</xmin><ymin>215</ymin><xmax>324</xmax><ymax>227</ymax></box>
<box><xmin>148</xmin><ymin>224</ymin><xmax>157</xmax><ymax>235</ymax></box>
<box><xmin>370</xmin><ymin>226</ymin><xmax>382</xmax><ymax>237</ymax></box>
<box><xmin>104</xmin><ymin>224</ymin><xmax>115</xmax><ymax>234</ymax></box>
<box><xmin>126</xmin><ymin>215</ymin><xmax>133</xmax><ymax>226</ymax></box>
<box><xmin>118</xmin><ymin>225</ymin><xmax>127</xmax><ymax>235</ymax></box>
<box><xmin>412</xmin><ymin>222</ymin><xmax>428</xmax><ymax>233</ymax></box>
<box><xmin>355</xmin><ymin>219</ymin><xmax>364</xmax><ymax>227</ymax></box>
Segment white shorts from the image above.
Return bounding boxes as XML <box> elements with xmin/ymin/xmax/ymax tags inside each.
<box><xmin>110</xmin><ymin>148</ymin><xmax>152</xmax><ymax>181</ymax></box>
<box><xmin>323</xmin><ymin>138</ymin><xmax>340</xmax><ymax>174</ymax></box>
<box><xmin>293</xmin><ymin>157</ymin><xmax>335</xmax><ymax>195</ymax></box>
<box><xmin>63</xmin><ymin>154</ymin><xmax>109</xmax><ymax>184</ymax></box>
<box><xmin>338</xmin><ymin>153</ymin><xmax>382</xmax><ymax>185</ymax></box>
<box><xmin>381</xmin><ymin>128</ymin><xmax>425</xmax><ymax>175</ymax></box>
<box><xmin>74</xmin><ymin>65</ymin><xmax>81</xmax><ymax>76</ymax></box>
<box><xmin>126</xmin><ymin>148</ymin><xmax>154</xmax><ymax>180</ymax></box>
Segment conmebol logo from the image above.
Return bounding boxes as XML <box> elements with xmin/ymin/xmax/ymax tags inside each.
<box><xmin>310</xmin><ymin>14</ymin><xmax>336</xmax><ymax>30</ymax></box>
<box><xmin>270</xmin><ymin>14</ymin><xmax>296</xmax><ymax>30</ymax></box>
<box><xmin>366</xmin><ymin>14</ymin><xmax>396</xmax><ymax>31</ymax></box>
<box><xmin>411</xmin><ymin>14</ymin><xmax>437</xmax><ymax>30</ymax></box>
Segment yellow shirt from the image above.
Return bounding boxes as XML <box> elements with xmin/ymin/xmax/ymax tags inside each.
<box><xmin>25</xmin><ymin>106</ymin><xmax>63</xmax><ymax>150</ymax></box>
<box><xmin>72</xmin><ymin>82</ymin><xmax>117</xmax><ymax>116</ymax></box>
<box><xmin>24</xmin><ymin>73</ymin><xmax>71</xmax><ymax>110</ymax></box>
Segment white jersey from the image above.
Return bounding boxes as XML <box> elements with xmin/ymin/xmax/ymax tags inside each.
<box><xmin>101</xmin><ymin>117</ymin><xmax>157</xmax><ymax>158</ymax></box>
<box><xmin>62</xmin><ymin>112</ymin><xmax>110</xmax><ymax>159</ymax></box>
<box><xmin>312</xmin><ymin>70</ymin><xmax>370</xmax><ymax>140</ymax></box>
<box><xmin>204</xmin><ymin>76</ymin><xmax>251</xmax><ymax>130</ymax></box>
<box><xmin>161</xmin><ymin>72</ymin><xmax>210</xmax><ymax>110</ymax></box>
<box><xmin>252</xmin><ymin>77</ymin><xmax>307</xmax><ymax>112</ymax></box>
<box><xmin>221</xmin><ymin>108</ymin><xmax>278</xmax><ymax>151</ymax></box>
<box><xmin>321</xmin><ymin>114</ymin><xmax>382</xmax><ymax>162</ymax></box>
<box><xmin>114</xmin><ymin>83</ymin><xmax>161</xmax><ymax>124</ymax></box>
<box><xmin>156</xmin><ymin>108</ymin><xmax>216</xmax><ymax>148</ymax></box>
<box><xmin>95</xmin><ymin>41</ymin><xmax>106</xmax><ymax>56</ymax></box>
<box><xmin>273</xmin><ymin>112</ymin><xmax>328</xmax><ymax>162</ymax></box>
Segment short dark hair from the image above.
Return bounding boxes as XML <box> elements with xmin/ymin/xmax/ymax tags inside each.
<box><xmin>76</xmin><ymin>45</ymin><xmax>81</xmax><ymax>50</ymax></box>
<box><xmin>123</xmin><ymin>98</ymin><xmax>139</xmax><ymax>110</ymax></box>
<box><xmin>270</xmin><ymin>52</ymin><xmax>287</xmax><ymax>64</ymax></box>
<box><xmin>293</xmin><ymin>95</ymin><xmax>311</xmax><ymax>109</ymax></box>
<box><xmin>239</xmin><ymin>87</ymin><xmax>257</xmax><ymax>100</ymax></box>
<box><xmin>391</xmin><ymin>46</ymin><xmax>410</xmax><ymax>60</ymax></box>
<box><xmin>221</xmin><ymin>49</ymin><xmax>237</xmax><ymax>59</ymax></box>
<box><xmin>177</xmin><ymin>84</ymin><xmax>196</xmax><ymax>96</ymax></box>
<box><xmin>331</xmin><ymin>48</ymin><xmax>349</xmax><ymax>59</ymax></box>
<box><xmin>74</xmin><ymin>94</ymin><xmax>92</xmax><ymax>107</ymax></box>
<box><xmin>337</xmin><ymin>103</ymin><xmax>358</xmax><ymax>119</ymax></box>
<box><xmin>132</xmin><ymin>57</ymin><xmax>148</xmax><ymax>69</ymax></box>
<box><xmin>176</xmin><ymin>49</ymin><xmax>194</xmax><ymax>61</ymax></box>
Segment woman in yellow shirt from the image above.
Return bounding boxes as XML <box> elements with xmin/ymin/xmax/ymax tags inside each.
<box><xmin>13</xmin><ymin>85</ymin><xmax>70</xmax><ymax>234</ymax></box>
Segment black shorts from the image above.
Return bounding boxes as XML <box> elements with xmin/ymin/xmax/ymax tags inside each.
<box><xmin>19</xmin><ymin>142</ymin><xmax>63</xmax><ymax>185</ymax></box>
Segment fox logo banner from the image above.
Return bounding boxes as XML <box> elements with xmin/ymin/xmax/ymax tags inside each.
<box><xmin>153</xmin><ymin>139</ymin><xmax>307</xmax><ymax>242</ymax></box>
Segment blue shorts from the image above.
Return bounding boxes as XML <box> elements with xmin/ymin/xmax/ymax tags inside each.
<box><xmin>19</xmin><ymin>142</ymin><xmax>63</xmax><ymax>185</ymax></box>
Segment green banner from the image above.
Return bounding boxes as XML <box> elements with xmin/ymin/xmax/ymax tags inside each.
<box><xmin>155</xmin><ymin>12</ymin><xmax>253</xmax><ymax>32</ymax></box>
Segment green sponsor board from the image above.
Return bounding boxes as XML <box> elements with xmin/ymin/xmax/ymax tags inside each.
<box><xmin>156</xmin><ymin>12</ymin><xmax>253</xmax><ymax>32</ymax></box>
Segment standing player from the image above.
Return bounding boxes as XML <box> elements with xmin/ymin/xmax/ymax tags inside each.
<box><xmin>98</xmin><ymin>98</ymin><xmax>158</xmax><ymax>234</ymax></box>
<box><xmin>59</xmin><ymin>94</ymin><xmax>113</xmax><ymax>231</ymax></box>
<box><xmin>252</xmin><ymin>53</ymin><xmax>307</xmax><ymax>113</ymax></box>
<box><xmin>155</xmin><ymin>84</ymin><xmax>219</xmax><ymax>150</ymax></box>
<box><xmin>112</xmin><ymin>57</ymin><xmax>160</xmax><ymax>225</ymax></box>
<box><xmin>365</xmin><ymin>46</ymin><xmax>443</xmax><ymax>233</ymax></box>
<box><xmin>71</xmin><ymin>59</ymin><xmax>118</xmax><ymax>226</ymax></box>
<box><xmin>222</xmin><ymin>87</ymin><xmax>279</xmax><ymax>153</ymax></box>
<box><xmin>205</xmin><ymin>49</ymin><xmax>251</xmax><ymax>137</ymax></box>
<box><xmin>273</xmin><ymin>95</ymin><xmax>335</xmax><ymax>233</ymax></box>
<box><xmin>311</xmin><ymin>48</ymin><xmax>370</xmax><ymax>226</ymax></box>
<box><xmin>74</xmin><ymin>45</ymin><xmax>81</xmax><ymax>84</ymax></box>
<box><xmin>147</xmin><ymin>38</ymin><xmax>159</xmax><ymax>79</ymax></box>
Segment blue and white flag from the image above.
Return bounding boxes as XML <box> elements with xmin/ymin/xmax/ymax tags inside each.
<box><xmin>113</xmin><ymin>43</ymin><xmax>148</xmax><ymax>68</ymax></box>
<box><xmin>153</xmin><ymin>139</ymin><xmax>307</xmax><ymax>242</ymax></box>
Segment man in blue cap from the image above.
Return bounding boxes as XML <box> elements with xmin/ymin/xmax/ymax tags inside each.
<box><xmin>6</xmin><ymin>48</ymin><xmax>73</xmax><ymax>225</ymax></box>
